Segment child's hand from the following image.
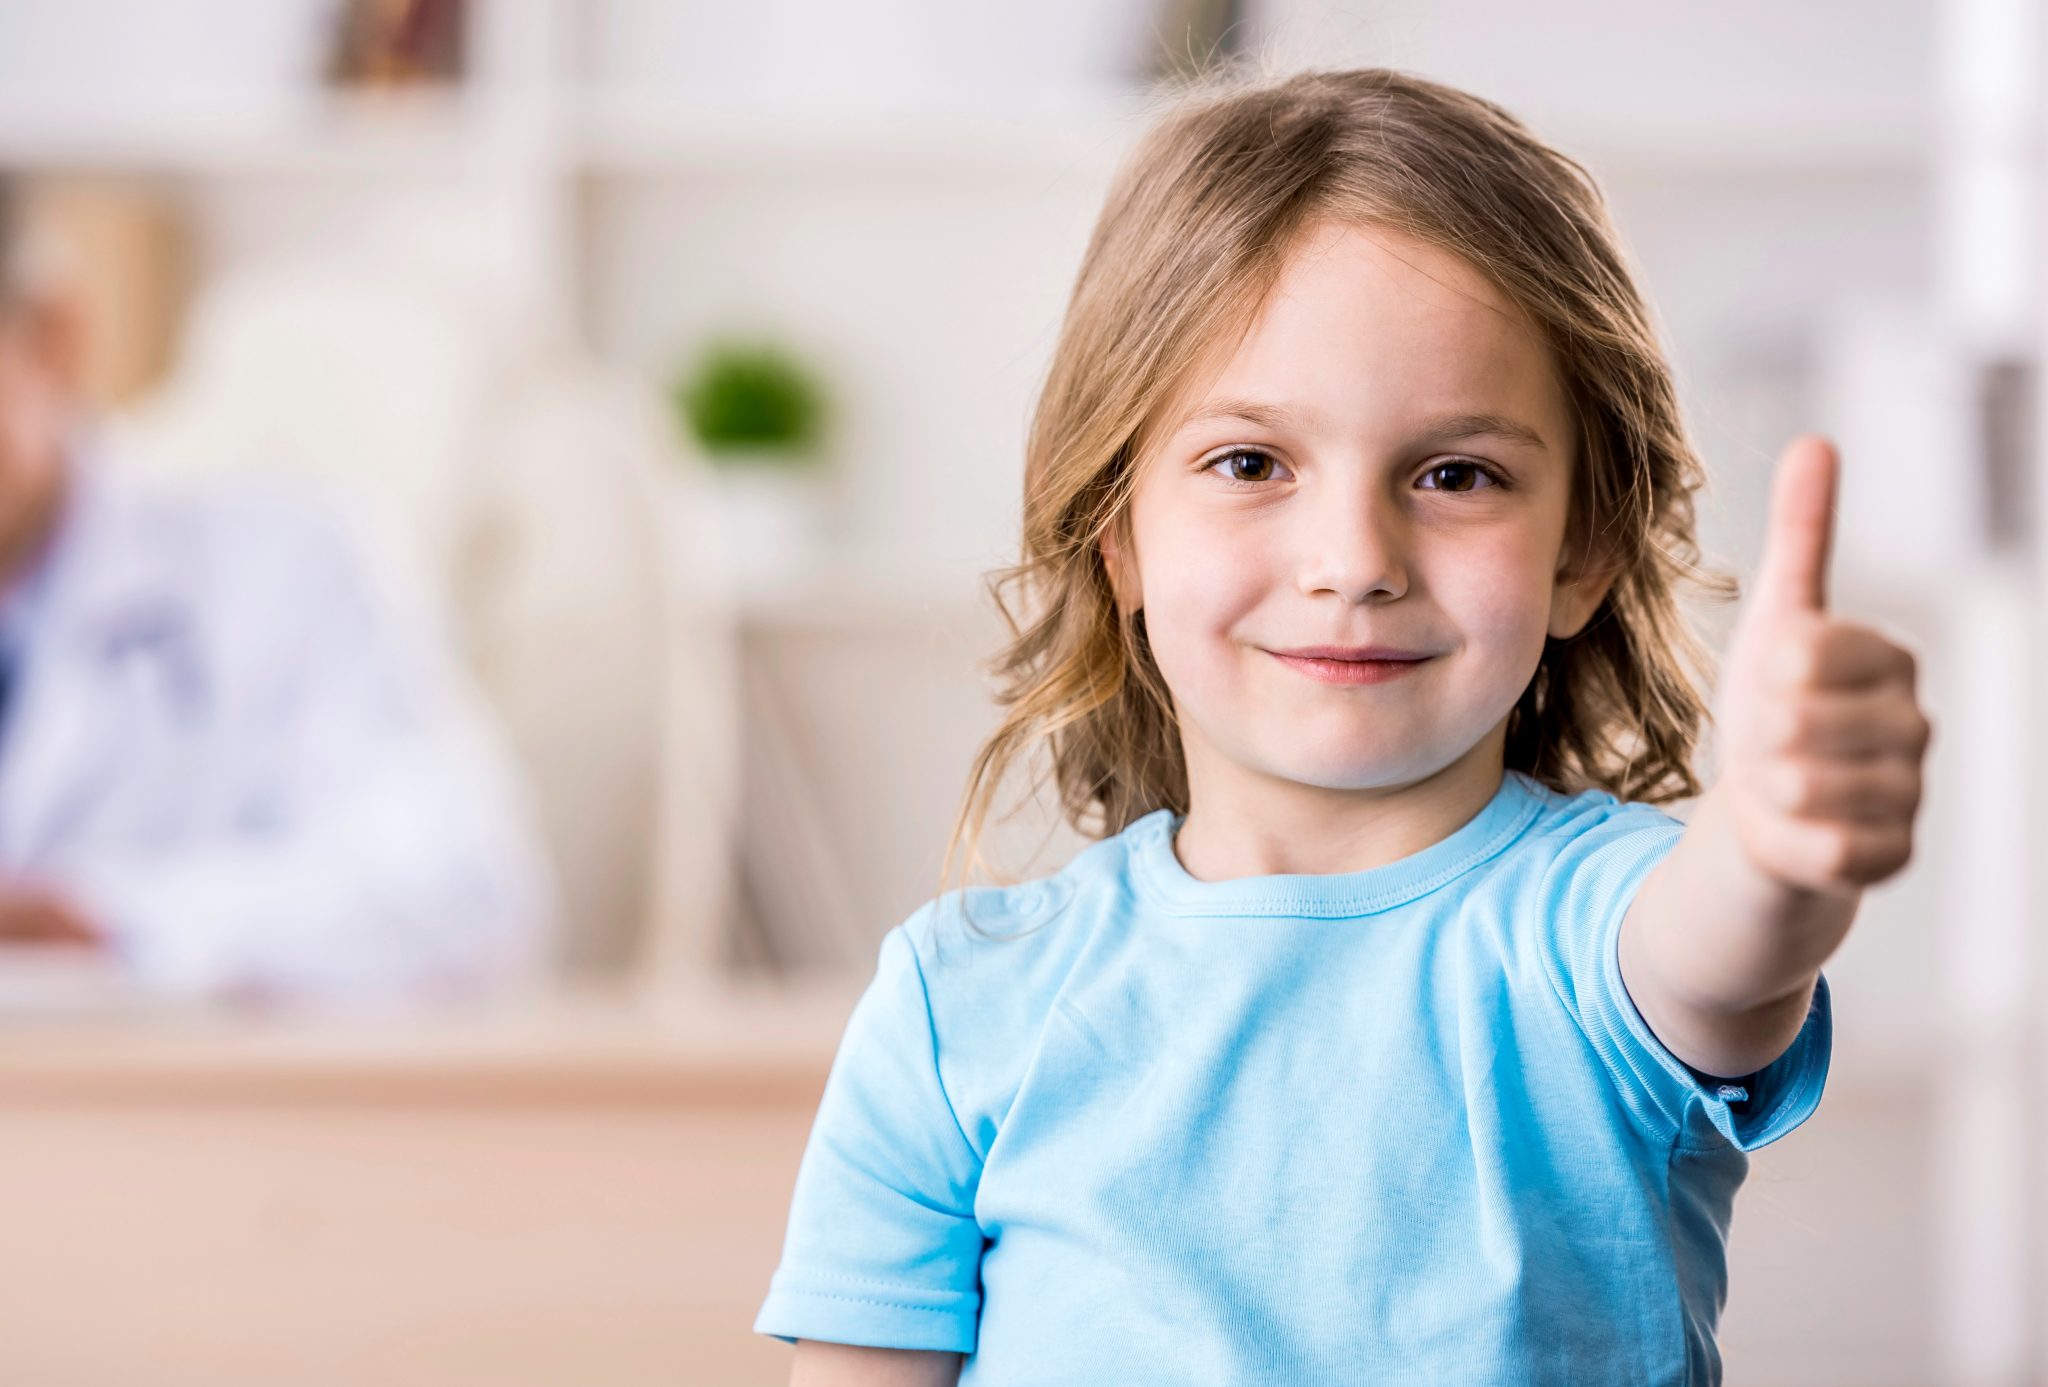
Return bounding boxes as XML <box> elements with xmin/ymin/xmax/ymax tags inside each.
<box><xmin>1710</xmin><ymin>435</ymin><xmax>1932</xmax><ymax>899</ymax></box>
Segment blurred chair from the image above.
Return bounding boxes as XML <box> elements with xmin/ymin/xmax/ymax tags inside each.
<box><xmin>105</xmin><ymin>260</ymin><xmax>739</xmax><ymax>982</ymax></box>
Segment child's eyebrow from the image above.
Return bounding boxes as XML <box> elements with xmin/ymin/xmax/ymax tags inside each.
<box><xmin>1178</xmin><ymin>399</ymin><xmax>1549</xmax><ymax>452</ymax></box>
<box><xmin>1411</xmin><ymin>411</ymin><xmax>1550</xmax><ymax>451</ymax></box>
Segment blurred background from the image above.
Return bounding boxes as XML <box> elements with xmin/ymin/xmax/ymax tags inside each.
<box><xmin>0</xmin><ymin>1</ymin><xmax>2038</xmax><ymax>1383</ymax></box>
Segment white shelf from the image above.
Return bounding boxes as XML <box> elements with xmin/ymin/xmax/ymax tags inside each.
<box><xmin>0</xmin><ymin>87</ymin><xmax>500</xmax><ymax>175</ymax></box>
<box><xmin>575</xmin><ymin>89</ymin><xmax>1146</xmax><ymax>176</ymax></box>
<box><xmin>0</xmin><ymin>86</ymin><xmax>1149</xmax><ymax>180</ymax></box>
<box><xmin>1549</xmin><ymin>114</ymin><xmax>1932</xmax><ymax>176</ymax></box>
<box><xmin>0</xmin><ymin>84</ymin><xmax>1935</xmax><ymax>181</ymax></box>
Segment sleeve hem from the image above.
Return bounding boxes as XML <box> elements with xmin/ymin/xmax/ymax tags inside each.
<box><xmin>754</xmin><ymin>1277</ymin><xmax>978</xmax><ymax>1353</ymax></box>
<box><xmin>1599</xmin><ymin>887</ymin><xmax>1833</xmax><ymax>1153</ymax></box>
<box><xmin>1673</xmin><ymin>973</ymin><xmax>1833</xmax><ymax>1155</ymax></box>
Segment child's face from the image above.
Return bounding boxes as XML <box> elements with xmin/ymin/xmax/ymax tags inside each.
<box><xmin>1110</xmin><ymin>218</ymin><xmax>1615</xmax><ymax>800</ymax></box>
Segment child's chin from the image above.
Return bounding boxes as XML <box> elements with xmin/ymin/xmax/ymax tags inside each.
<box><xmin>1265</xmin><ymin>745</ymin><xmax>1443</xmax><ymax>793</ymax></box>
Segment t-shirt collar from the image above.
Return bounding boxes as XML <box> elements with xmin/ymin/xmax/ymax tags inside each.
<box><xmin>1127</xmin><ymin>768</ymin><xmax>1547</xmax><ymax>918</ymax></box>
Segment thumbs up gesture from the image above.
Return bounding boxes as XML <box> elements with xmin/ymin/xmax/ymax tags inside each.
<box><xmin>1711</xmin><ymin>436</ymin><xmax>1932</xmax><ymax>897</ymax></box>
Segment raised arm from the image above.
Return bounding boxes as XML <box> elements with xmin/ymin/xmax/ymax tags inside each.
<box><xmin>1619</xmin><ymin>436</ymin><xmax>1931</xmax><ymax>1079</ymax></box>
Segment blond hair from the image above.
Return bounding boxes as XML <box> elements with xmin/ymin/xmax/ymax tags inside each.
<box><xmin>940</xmin><ymin>64</ymin><xmax>1735</xmax><ymax>899</ymax></box>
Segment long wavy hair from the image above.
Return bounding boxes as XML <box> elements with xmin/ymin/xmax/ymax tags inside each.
<box><xmin>939</xmin><ymin>63</ymin><xmax>1737</xmax><ymax>900</ymax></box>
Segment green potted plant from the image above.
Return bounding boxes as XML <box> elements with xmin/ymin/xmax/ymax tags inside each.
<box><xmin>670</xmin><ymin>336</ymin><xmax>834</xmax><ymax>587</ymax></box>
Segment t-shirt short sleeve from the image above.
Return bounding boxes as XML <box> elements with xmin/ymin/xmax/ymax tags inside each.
<box><xmin>1538</xmin><ymin>810</ymin><xmax>1832</xmax><ymax>1154</ymax></box>
<box><xmin>753</xmin><ymin>922</ymin><xmax>986</xmax><ymax>1352</ymax></box>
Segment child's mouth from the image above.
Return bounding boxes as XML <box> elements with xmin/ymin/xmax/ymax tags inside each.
<box><xmin>1267</xmin><ymin>651</ymin><xmax>1434</xmax><ymax>686</ymax></box>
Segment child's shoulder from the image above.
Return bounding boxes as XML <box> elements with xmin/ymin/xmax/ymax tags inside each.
<box><xmin>1489</xmin><ymin>773</ymin><xmax>1692</xmax><ymax>932</ymax></box>
<box><xmin>1443</xmin><ymin>772</ymin><xmax>1690</xmax><ymax>908</ymax></box>
<box><xmin>1508</xmin><ymin>771</ymin><xmax>1689</xmax><ymax>851</ymax></box>
<box><xmin>899</xmin><ymin>814</ymin><xmax>1152</xmax><ymax>973</ymax></box>
<box><xmin>871</xmin><ymin>820</ymin><xmax>1157</xmax><ymax>1143</ymax></box>
<box><xmin>883</xmin><ymin>813</ymin><xmax>1172</xmax><ymax>1054</ymax></box>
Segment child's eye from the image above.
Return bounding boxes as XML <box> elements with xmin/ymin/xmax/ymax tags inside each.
<box><xmin>1204</xmin><ymin>448</ymin><xmax>1291</xmax><ymax>485</ymax></box>
<box><xmin>1418</xmin><ymin>459</ymin><xmax>1507</xmax><ymax>493</ymax></box>
<box><xmin>1200</xmin><ymin>452</ymin><xmax>1508</xmax><ymax>492</ymax></box>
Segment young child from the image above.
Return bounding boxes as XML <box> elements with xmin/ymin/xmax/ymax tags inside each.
<box><xmin>754</xmin><ymin>65</ymin><xmax>1930</xmax><ymax>1386</ymax></box>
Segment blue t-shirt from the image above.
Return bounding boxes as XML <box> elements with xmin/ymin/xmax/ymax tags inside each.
<box><xmin>754</xmin><ymin>768</ymin><xmax>1831</xmax><ymax>1384</ymax></box>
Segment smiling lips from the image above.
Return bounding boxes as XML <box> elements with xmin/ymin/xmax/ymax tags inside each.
<box><xmin>1266</xmin><ymin>645</ymin><xmax>1436</xmax><ymax>686</ymax></box>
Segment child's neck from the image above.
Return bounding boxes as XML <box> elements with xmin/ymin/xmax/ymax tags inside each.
<box><xmin>1171</xmin><ymin>737</ymin><xmax>1509</xmax><ymax>882</ymax></box>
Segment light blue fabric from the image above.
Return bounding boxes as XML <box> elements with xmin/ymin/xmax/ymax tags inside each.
<box><xmin>756</xmin><ymin>768</ymin><xmax>1831</xmax><ymax>1385</ymax></box>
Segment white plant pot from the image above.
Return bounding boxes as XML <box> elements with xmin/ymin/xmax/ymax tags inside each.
<box><xmin>706</xmin><ymin>454</ymin><xmax>832</xmax><ymax>592</ymax></box>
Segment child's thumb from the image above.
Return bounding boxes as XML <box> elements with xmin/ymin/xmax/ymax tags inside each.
<box><xmin>1749</xmin><ymin>434</ymin><xmax>1839</xmax><ymax>620</ymax></box>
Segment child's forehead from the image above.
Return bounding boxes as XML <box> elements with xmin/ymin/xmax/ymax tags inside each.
<box><xmin>1260</xmin><ymin>221</ymin><xmax>1549</xmax><ymax>367</ymax></box>
<box><xmin>1284</xmin><ymin>219</ymin><xmax>1509</xmax><ymax>304</ymax></box>
<box><xmin>1146</xmin><ymin>228</ymin><xmax>1566</xmax><ymax>451</ymax></box>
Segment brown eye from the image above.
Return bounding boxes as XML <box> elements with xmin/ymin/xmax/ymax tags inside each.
<box><xmin>1206</xmin><ymin>449</ymin><xmax>1288</xmax><ymax>484</ymax></box>
<box><xmin>1419</xmin><ymin>460</ymin><xmax>1499</xmax><ymax>493</ymax></box>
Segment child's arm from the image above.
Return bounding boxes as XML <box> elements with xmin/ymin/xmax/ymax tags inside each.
<box><xmin>790</xmin><ymin>1341</ymin><xmax>963</xmax><ymax>1387</ymax></box>
<box><xmin>1618</xmin><ymin>436</ymin><xmax>1931</xmax><ymax>1080</ymax></box>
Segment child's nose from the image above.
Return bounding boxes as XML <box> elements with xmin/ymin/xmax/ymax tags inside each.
<box><xmin>1294</xmin><ymin>486</ymin><xmax>1410</xmax><ymax>604</ymax></box>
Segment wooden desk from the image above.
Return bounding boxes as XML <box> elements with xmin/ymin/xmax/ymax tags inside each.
<box><xmin>0</xmin><ymin>978</ymin><xmax>860</xmax><ymax>1387</ymax></box>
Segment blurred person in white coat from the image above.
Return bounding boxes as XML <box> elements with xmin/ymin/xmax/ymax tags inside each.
<box><xmin>0</xmin><ymin>183</ymin><xmax>554</xmax><ymax>1003</ymax></box>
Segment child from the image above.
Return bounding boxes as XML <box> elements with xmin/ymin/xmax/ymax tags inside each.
<box><xmin>754</xmin><ymin>65</ymin><xmax>1930</xmax><ymax>1386</ymax></box>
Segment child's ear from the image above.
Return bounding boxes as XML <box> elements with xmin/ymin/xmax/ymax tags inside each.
<box><xmin>1548</xmin><ymin>525</ymin><xmax>1622</xmax><ymax>641</ymax></box>
<box><xmin>1099</xmin><ymin>517</ymin><xmax>1143</xmax><ymax>615</ymax></box>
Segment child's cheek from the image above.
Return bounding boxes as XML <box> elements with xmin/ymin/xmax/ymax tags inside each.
<box><xmin>1428</xmin><ymin>542</ymin><xmax>1559</xmax><ymax>690</ymax></box>
<box><xmin>1135</xmin><ymin>520</ymin><xmax>1274</xmax><ymax>705</ymax></box>
<box><xmin>1142</xmin><ymin>564</ymin><xmax>1256</xmax><ymax>683</ymax></box>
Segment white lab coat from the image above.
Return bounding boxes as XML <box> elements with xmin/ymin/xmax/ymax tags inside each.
<box><xmin>0</xmin><ymin>444</ymin><xmax>555</xmax><ymax>1002</ymax></box>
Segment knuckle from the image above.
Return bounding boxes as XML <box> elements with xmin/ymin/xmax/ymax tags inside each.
<box><xmin>1913</xmin><ymin>711</ymin><xmax>1935</xmax><ymax>753</ymax></box>
<box><xmin>1888</xmin><ymin>632</ymin><xmax>1920</xmax><ymax>686</ymax></box>
<box><xmin>1816</xmin><ymin>827</ymin><xmax>1862</xmax><ymax>881</ymax></box>
<box><xmin>1870</xmin><ymin>828</ymin><xmax>1915</xmax><ymax>879</ymax></box>
<box><xmin>1850</xmin><ymin>761</ymin><xmax>1918</xmax><ymax>820</ymax></box>
<box><xmin>1844</xmin><ymin>825</ymin><xmax>1914</xmax><ymax>881</ymax></box>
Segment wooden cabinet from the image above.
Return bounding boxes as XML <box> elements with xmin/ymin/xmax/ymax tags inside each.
<box><xmin>0</xmin><ymin>984</ymin><xmax>856</xmax><ymax>1386</ymax></box>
